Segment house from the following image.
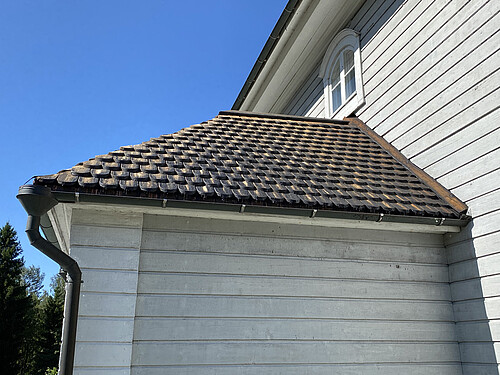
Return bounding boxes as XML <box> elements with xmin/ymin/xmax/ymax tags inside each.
<box><xmin>17</xmin><ymin>0</ymin><xmax>500</xmax><ymax>374</ymax></box>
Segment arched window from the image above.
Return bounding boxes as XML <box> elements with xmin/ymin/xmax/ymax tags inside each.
<box><xmin>319</xmin><ymin>29</ymin><xmax>364</xmax><ymax>119</ymax></box>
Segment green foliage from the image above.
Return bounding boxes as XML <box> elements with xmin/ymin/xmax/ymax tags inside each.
<box><xmin>0</xmin><ymin>222</ymin><xmax>33</xmax><ymax>375</ymax></box>
<box><xmin>23</xmin><ymin>265</ymin><xmax>45</xmax><ymax>299</ymax></box>
<box><xmin>34</xmin><ymin>274</ymin><xmax>65</xmax><ymax>374</ymax></box>
<box><xmin>0</xmin><ymin>223</ymin><xmax>64</xmax><ymax>375</ymax></box>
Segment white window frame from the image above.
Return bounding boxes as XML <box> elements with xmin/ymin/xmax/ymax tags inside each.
<box><xmin>319</xmin><ymin>29</ymin><xmax>365</xmax><ymax>119</ymax></box>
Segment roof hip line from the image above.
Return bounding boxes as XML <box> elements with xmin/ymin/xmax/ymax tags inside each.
<box><xmin>346</xmin><ymin>116</ymin><xmax>469</xmax><ymax>217</ymax></box>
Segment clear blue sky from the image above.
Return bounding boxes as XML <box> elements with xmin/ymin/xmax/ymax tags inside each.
<box><xmin>0</xmin><ymin>0</ymin><xmax>288</xmax><ymax>289</ymax></box>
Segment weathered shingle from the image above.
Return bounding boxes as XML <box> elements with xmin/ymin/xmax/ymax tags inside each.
<box><xmin>35</xmin><ymin>111</ymin><xmax>467</xmax><ymax>218</ymax></box>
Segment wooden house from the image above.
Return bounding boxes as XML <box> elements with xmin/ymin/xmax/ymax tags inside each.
<box><xmin>18</xmin><ymin>1</ymin><xmax>500</xmax><ymax>374</ymax></box>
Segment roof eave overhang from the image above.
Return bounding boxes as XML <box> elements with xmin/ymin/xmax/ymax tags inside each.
<box><xmin>51</xmin><ymin>191</ymin><xmax>470</xmax><ymax>234</ymax></box>
<box><xmin>233</xmin><ymin>0</ymin><xmax>365</xmax><ymax>114</ymax></box>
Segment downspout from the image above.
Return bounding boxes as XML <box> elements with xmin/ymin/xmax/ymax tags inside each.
<box><xmin>17</xmin><ymin>184</ymin><xmax>81</xmax><ymax>375</ymax></box>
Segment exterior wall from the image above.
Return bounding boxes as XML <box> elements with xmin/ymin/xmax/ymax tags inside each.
<box><xmin>281</xmin><ymin>1</ymin><xmax>500</xmax><ymax>372</ymax></box>
<box><xmin>62</xmin><ymin>205</ymin><xmax>465</xmax><ymax>374</ymax></box>
<box><xmin>356</xmin><ymin>0</ymin><xmax>500</xmax><ymax>373</ymax></box>
<box><xmin>69</xmin><ymin>208</ymin><xmax>143</xmax><ymax>375</ymax></box>
<box><xmin>132</xmin><ymin>213</ymin><xmax>460</xmax><ymax>374</ymax></box>
<box><xmin>282</xmin><ymin>63</ymin><xmax>324</xmax><ymax>117</ymax></box>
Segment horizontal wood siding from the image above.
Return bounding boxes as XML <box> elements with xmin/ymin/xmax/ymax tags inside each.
<box><xmin>281</xmin><ymin>0</ymin><xmax>499</xmax><ymax>371</ymax></box>
<box><xmin>349</xmin><ymin>0</ymin><xmax>500</xmax><ymax>372</ymax></box>
<box><xmin>282</xmin><ymin>65</ymin><xmax>324</xmax><ymax>117</ymax></box>
<box><xmin>130</xmin><ymin>214</ymin><xmax>460</xmax><ymax>374</ymax></box>
<box><xmin>70</xmin><ymin>208</ymin><xmax>143</xmax><ymax>375</ymax></box>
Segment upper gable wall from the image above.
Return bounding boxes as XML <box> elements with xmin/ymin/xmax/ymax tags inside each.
<box><xmin>239</xmin><ymin>0</ymin><xmax>365</xmax><ymax>113</ymax></box>
<box><xmin>282</xmin><ymin>0</ymin><xmax>407</xmax><ymax>117</ymax></box>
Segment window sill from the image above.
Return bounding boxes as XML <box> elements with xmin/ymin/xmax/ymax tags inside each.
<box><xmin>330</xmin><ymin>93</ymin><xmax>365</xmax><ymax>120</ymax></box>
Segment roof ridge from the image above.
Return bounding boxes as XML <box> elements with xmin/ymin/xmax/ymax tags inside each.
<box><xmin>219</xmin><ymin>110</ymin><xmax>350</xmax><ymax>125</ymax></box>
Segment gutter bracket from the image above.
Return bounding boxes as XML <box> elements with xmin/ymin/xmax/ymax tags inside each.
<box><xmin>310</xmin><ymin>209</ymin><xmax>318</xmax><ymax>218</ymax></box>
<box><xmin>377</xmin><ymin>213</ymin><xmax>384</xmax><ymax>223</ymax></box>
<box><xmin>239</xmin><ymin>204</ymin><xmax>246</xmax><ymax>214</ymax></box>
<box><xmin>436</xmin><ymin>218</ymin><xmax>445</xmax><ymax>226</ymax></box>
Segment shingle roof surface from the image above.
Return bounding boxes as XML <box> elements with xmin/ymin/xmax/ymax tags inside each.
<box><xmin>35</xmin><ymin>111</ymin><xmax>465</xmax><ymax>218</ymax></box>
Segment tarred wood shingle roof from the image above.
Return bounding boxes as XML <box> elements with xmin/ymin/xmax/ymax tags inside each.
<box><xmin>35</xmin><ymin>111</ymin><xmax>468</xmax><ymax>219</ymax></box>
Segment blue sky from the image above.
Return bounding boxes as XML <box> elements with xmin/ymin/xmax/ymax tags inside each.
<box><xmin>0</xmin><ymin>0</ymin><xmax>287</xmax><ymax>289</ymax></box>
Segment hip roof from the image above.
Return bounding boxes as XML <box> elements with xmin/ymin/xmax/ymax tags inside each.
<box><xmin>35</xmin><ymin>111</ymin><xmax>468</xmax><ymax>219</ymax></box>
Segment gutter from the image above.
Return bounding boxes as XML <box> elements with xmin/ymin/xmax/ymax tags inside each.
<box><xmin>232</xmin><ymin>0</ymin><xmax>302</xmax><ymax>110</ymax></box>
<box><xmin>51</xmin><ymin>190</ymin><xmax>471</xmax><ymax>228</ymax></box>
<box><xmin>17</xmin><ymin>185</ymin><xmax>81</xmax><ymax>375</ymax></box>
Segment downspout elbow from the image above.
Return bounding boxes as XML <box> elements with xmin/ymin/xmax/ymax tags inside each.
<box><xmin>17</xmin><ymin>184</ymin><xmax>81</xmax><ymax>375</ymax></box>
<box><xmin>24</xmin><ymin>214</ymin><xmax>81</xmax><ymax>282</ymax></box>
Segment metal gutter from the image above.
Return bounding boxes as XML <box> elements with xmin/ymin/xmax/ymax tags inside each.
<box><xmin>17</xmin><ymin>185</ymin><xmax>81</xmax><ymax>375</ymax></box>
<box><xmin>232</xmin><ymin>0</ymin><xmax>302</xmax><ymax>110</ymax></box>
<box><xmin>51</xmin><ymin>190</ymin><xmax>471</xmax><ymax>227</ymax></box>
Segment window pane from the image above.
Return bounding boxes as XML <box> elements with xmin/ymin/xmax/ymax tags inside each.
<box><xmin>331</xmin><ymin>60</ymin><xmax>340</xmax><ymax>86</ymax></box>
<box><xmin>345</xmin><ymin>67</ymin><xmax>356</xmax><ymax>98</ymax></box>
<box><xmin>332</xmin><ymin>83</ymin><xmax>342</xmax><ymax>112</ymax></box>
<box><xmin>344</xmin><ymin>49</ymin><xmax>354</xmax><ymax>70</ymax></box>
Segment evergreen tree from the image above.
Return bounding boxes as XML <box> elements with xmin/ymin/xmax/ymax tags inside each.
<box><xmin>22</xmin><ymin>265</ymin><xmax>45</xmax><ymax>299</ymax></box>
<box><xmin>0</xmin><ymin>223</ymin><xmax>65</xmax><ymax>374</ymax></box>
<box><xmin>19</xmin><ymin>265</ymin><xmax>46</xmax><ymax>373</ymax></box>
<box><xmin>20</xmin><ymin>265</ymin><xmax>47</xmax><ymax>374</ymax></box>
<box><xmin>0</xmin><ymin>223</ymin><xmax>33</xmax><ymax>375</ymax></box>
<box><xmin>34</xmin><ymin>275</ymin><xmax>65</xmax><ymax>374</ymax></box>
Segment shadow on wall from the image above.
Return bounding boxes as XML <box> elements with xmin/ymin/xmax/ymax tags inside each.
<box><xmin>355</xmin><ymin>0</ymin><xmax>407</xmax><ymax>50</ymax></box>
<box><xmin>446</xmin><ymin>220</ymin><xmax>499</xmax><ymax>375</ymax></box>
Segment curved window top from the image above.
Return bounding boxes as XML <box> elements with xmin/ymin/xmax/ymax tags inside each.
<box><xmin>319</xmin><ymin>29</ymin><xmax>365</xmax><ymax>119</ymax></box>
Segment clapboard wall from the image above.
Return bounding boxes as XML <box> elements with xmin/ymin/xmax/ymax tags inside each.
<box><xmin>281</xmin><ymin>0</ymin><xmax>500</xmax><ymax>373</ymax></box>
<box><xmin>282</xmin><ymin>62</ymin><xmax>324</xmax><ymax>118</ymax></box>
<box><xmin>130</xmin><ymin>213</ymin><xmax>461</xmax><ymax>375</ymax></box>
<box><xmin>69</xmin><ymin>208</ymin><xmax>143</xmax><ymax>375</ymax></box>
<box><xmin>353</xmin><ymin>0</ymin><xmax>500</xmax><ymax>373</ymax></box>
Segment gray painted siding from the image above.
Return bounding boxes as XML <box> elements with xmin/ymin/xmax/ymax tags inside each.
<box><xmin>282</xmin><ymin>64</ymin><xmax>324</xmax><ymax>117</ymax></box>
<box><xmin>282</xmin><ymin>0</ymin><xmax>500</xmax><ymax>372</ymax></box>
<box><xmin>130</xmin><ymin>214</ymin><xmax>460</xmax><ymax>374</ymax></box>
<box><xmin>355</xmin><ymin>0</ymin><xmax>500</xmax><ymax>372</ymax></box>
<box><xmin>69</xmin><ymin>209</ymin><xmax>143</xmax><ymax>375</ymax></box>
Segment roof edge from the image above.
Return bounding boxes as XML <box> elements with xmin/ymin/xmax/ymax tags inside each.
<box><xmin>51</xmin><ymin>191</ymin><xmax>469</xmax><ymax>229</ymax></box>
<box><xmin>346</xmin><ymin>116</ymin><xmax>470</xmax><ymax>218</ymax></box>
<box><xmin>231</xmin><ymin>0</ymin><xmax>303</xmax><ymax>110</ymax></box>
<box><xmin>219</xmin><ymin>110</ymin><xmax>349</xmax><ymax>124</ymax></box>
